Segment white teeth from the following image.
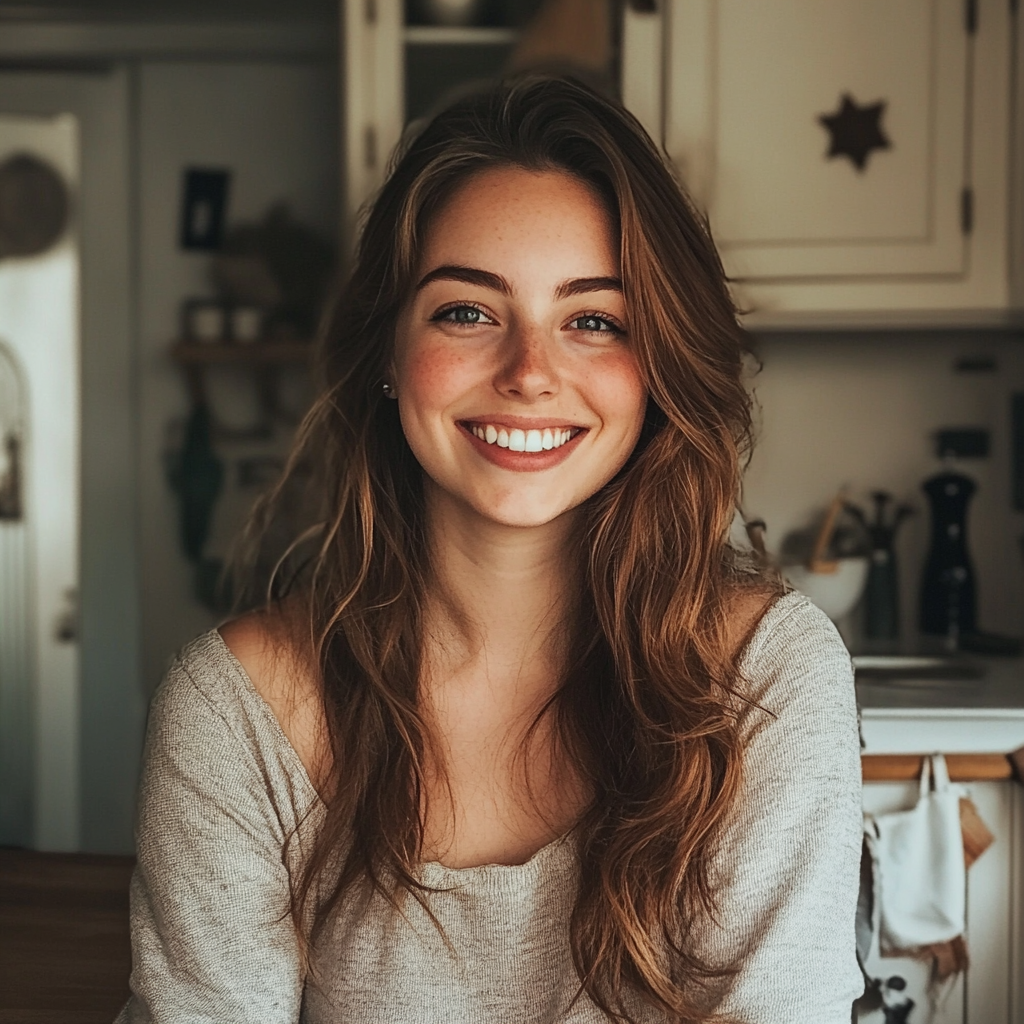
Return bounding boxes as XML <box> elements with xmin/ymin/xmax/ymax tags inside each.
<box><xmin>468</xmin><ymin>423</ymin><xmax>577</xmax><ymax>450</ymax></box>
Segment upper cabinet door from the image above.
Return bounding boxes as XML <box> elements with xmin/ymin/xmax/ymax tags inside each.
<box><xmin>665</xmin><ymin>0</ymin><xmax>970</xmax><ymax>282</ymax></box>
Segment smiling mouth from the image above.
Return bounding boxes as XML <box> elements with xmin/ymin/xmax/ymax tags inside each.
<box><xmin>461</xmin><ymin>422</ymin><xmax>585</xmax><ymax>452</ymax></box>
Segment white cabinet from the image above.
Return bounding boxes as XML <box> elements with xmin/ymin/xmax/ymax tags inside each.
<box><xmin>622</xmin><ymin>0</ymin><xmax>1024</xmax><ymax>326</ymax></box>
<box><xmin>342</xmin><ymin>1</ymin><xmax>1024</xmax><ymax>325</ymax></box>
<box><xmin>860</xmin><ymin>780</ymin><xmax>1024</xmax><ymax>1023</ymax></box>
<box><xmin>667</xmin><ymin>0</ymin><xmax>970</xmax><ymax>280</ymax></box>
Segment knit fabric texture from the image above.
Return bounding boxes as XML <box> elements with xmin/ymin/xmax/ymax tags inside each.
<box><xmin>116</xmin><ymin>591</ymin><xmax>864</xmax><ymax>1023</ymax></box>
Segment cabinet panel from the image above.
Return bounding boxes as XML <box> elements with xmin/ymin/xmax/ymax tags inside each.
<box><xmin>665</xmin><ymin>0</ymin><xmax>969</xmax><ymax>281</ymax></box>
<box><xmin>962</xmin><ymin>782</ymin><xmax>1013</xmax><ymax>1024</ymax></box>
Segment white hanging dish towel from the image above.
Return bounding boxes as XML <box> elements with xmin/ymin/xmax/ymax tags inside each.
<box><xmin>868</xmin><ymin>753</ymin><xmax>967</xmax><ymax>952</ymax></box>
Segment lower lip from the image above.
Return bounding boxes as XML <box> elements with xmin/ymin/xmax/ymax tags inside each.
<box><xmin>459</xmin><ymin>424</ymin><xmax>587</xmax><ymax>472</ymax></box>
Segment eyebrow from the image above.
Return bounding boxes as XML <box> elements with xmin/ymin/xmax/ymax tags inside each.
<box><xmin>416</xmin><ymin>265</ymin><xmax>510</xmax><ymax>294</ymax></box>
<box><xmin>554</xmin><ymin>276</ymin><xmax>622</xmax><ymax>300</ymax></box>
<box><xmin>415</xmin><ymin>265</ymin><xmax>622</xmax><ymax>301</ymax></box>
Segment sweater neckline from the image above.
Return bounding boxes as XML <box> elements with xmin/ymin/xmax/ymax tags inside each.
<box><xmin>417</xmin><ymin>827</ymin><xmax>577</xmax><ymax>885</ymax></box>
<box><xmin>209</xmin><ymin>629</ymin><xmax>579</xmax><ymax>877</ymax></box>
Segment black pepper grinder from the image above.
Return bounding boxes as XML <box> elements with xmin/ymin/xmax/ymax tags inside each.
<box><xmin>919</xmin><ymin>470</ymin><xmax>977</xmax><ymax>646</ymax></box>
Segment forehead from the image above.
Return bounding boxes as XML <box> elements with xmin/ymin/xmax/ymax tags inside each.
<box><xmin>417</xmin><ymin>165</ymin><xmax>619</xmax><ymax>272</ymax></box>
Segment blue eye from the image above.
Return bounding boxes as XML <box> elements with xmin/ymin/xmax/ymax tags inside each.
<box><xmin>435</xmin><ymin>305</ymin><xmax>489</xmax><ymax>324</ymax></box>
<box><xmin>570</xmin><ymin>315</ymin><xmax>621</xmax><ymax>333</ymax></box>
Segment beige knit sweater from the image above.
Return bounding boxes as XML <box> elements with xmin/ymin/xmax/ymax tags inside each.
<box><xmin>116</xmin><ymin>591</ymin><xmax>863</xmax><ymax>1023</ymax></box>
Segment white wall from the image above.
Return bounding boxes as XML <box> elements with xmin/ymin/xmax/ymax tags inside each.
<box><xmin>743</xmin><ymin>332</ymin><xmax>1024</xmax><ymax>642</ymax></box>
<box><xmin>137</xmin><ymin>60</ymin><xmax>338</xmax><ymax>693</ymax></box>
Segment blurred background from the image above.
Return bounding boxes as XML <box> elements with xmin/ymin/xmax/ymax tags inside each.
<box><xmin>0</xmin><ymin>0</ymin><xmax>1021</xmax><ymax>863</ymax></box>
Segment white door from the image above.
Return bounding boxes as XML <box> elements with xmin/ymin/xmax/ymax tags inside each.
<box><xmin>0</xmin><ymin>111</ymin><xmax>80</xmax><ymax>851</ymax></box>
<box><xmin>663</xmin><ymin>0</ymin><xmax>970</xmax><ymax>282</ymax></box>
<box><xmin>0</xmin><ymin>339</ymin><xmax>32</xmax><ymax>844</ymax></box>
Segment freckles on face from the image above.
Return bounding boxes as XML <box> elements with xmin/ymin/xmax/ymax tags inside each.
<box><xmin>400</xmin><ymin>335</ymin><xmax>476</xmax><ymax>405</ymax></box>
<box><xmin>392</xmin><ymin>165</ymin><xmax>648</xmax><ymax>528</ymax></box>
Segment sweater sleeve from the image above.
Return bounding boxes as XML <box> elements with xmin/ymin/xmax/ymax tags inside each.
<box><xmin>695</xmin><ymin>594</ymin><xmax>864</xmax><ymax>1024</ymax></box>
<box><xmin>115</xmin><ymin>645</ymin><xmax>314</xmax><ymax>1024</ymax></box>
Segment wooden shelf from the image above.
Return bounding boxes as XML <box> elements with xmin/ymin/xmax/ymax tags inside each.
<box><xmin>171</xmin><ymin>340</ymin><xmax>313</xmax><ymax>366</ymax></box>
<box><xmin>403</xmin><ymin>25</ymin><xmax>519</xmax><ymax>46</ymax></box>
<box><xmin>862</xmin><ymin>753</ymin><xmax>1015</xmax><ymax>783</ymax></box>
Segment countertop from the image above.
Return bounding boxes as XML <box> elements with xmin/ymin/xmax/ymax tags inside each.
<box><xmin>856</xmin><ymin>656</ymin><xmax>1024</xmax><ymax>755</ymax></box>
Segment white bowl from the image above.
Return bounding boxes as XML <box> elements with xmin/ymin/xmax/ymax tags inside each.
<box><xmin>417</xmin><ymin>0</ymin><xmax>484</xmax><ymax>26</ymax></box>
<box><xmin>783</xmin><ymin>557</ymin><xmax>869</xmax><ymax>622</ymax></box>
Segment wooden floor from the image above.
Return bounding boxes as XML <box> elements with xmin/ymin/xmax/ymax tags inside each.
<box><xmin>0</xmin><ymin>847</ymin><xmax>134</xmax><ymax>1024</ymax></box>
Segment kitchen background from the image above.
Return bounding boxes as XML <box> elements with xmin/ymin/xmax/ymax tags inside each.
<box><xmin>0</xmin><ymin>0</ymin><xmax>1022</xmax><ymax>865</ymax></box>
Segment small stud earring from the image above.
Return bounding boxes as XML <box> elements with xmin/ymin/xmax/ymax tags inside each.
<box><xmin>382</xmin><ymin>381</ymin><xmax>396</xmax><ymax>399</ymax></box>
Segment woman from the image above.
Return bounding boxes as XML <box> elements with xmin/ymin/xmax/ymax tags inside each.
<box><xmin>120</xmin><ymin>76</ymin><xmax>862</xmax><ymax>1023</ymax></box>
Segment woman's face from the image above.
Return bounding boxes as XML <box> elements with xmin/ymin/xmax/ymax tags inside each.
<box><xmin>393</xmin><ymin>166</ymin><xmax>647</xmax><ymax>529</ymax></box>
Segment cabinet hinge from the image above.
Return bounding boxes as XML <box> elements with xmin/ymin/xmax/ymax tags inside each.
<box><xmin>364</xmin><ymin>125</ymin><xmax>377</xmax><ymax>170</ymax></box>
<box><xmin>960</xmin><ymin>187</ymin><xmax>974</xmax><ymax>234</ymax></box>
<box><xmin>965</xmin><ymin>0</ymin><xmax>978</xmax><ymax>33</ymax></box>
<box><xmin>365</xmin><ymin>0</ymin><xmax>377</xmax><ymax>26</ymax></box>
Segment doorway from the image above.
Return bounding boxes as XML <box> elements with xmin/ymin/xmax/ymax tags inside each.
<box><xmin>0</xmin><ymin>109</ymin><xmax>80</xmax><ymax>851</ymax></box>
<box><xmin>0</xmin><ymin>67</ymin><xmax>140</xmax><ymax>853</ymax></box>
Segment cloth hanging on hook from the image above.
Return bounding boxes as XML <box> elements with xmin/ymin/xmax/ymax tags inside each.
<box><xmin>169</xmin><ymin>401</ymin><xmax>224</xmax><ymax>563</ymax></box>
<box><xmin>871</xmin><ymin>753</ymin><xmax>967</xmax><ymax>951</ymax></box>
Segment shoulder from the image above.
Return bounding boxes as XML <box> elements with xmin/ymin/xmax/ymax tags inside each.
<box><xmin>218</xmin><ymin>605</ymin><xmax>329</xmax><ymax>791</ymax></box>
<box><xmin>147</xmin><ymin>629</ymin><xmax>253</xmax><ymax>747</ymax></box>
<box><xmin>737</xmin><ymin>589</ymin><xmax>854</xmax><ymax>712</ymax></box>
<box><xmin>730</xmin><ymin>590</ymin><xmax>859</xmax><ymax>789</ymax></box>
<box><xmin>722</xmin><ymin>584</ymin><xmax>778</xmax><ymax>661</ymax></box>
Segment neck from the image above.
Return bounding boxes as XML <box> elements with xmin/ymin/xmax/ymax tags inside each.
<box><xmin>422</xmin><ymin>484</ymin><xmax>579</xmax><ymax>699</ymax></box>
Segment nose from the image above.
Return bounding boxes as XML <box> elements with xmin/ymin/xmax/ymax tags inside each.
<box><xmin>493</xmin><ymin>325</ymin><xmax>559</xmax><ymax>401</ymax></box>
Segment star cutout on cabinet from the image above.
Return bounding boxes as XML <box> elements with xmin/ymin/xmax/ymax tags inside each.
<box><xmin>818</xmin><ymin>93</ymin><xmax>891</xmax><ymax>171</ymax></box>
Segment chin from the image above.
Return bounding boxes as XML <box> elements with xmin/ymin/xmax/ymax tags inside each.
<box><xmin>464</xmin><ymin>489</ymin><xmax>581</xmax><ymax>530</ymax></box>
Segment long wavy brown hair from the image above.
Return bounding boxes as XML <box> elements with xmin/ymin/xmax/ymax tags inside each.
<box><xmin>242</xmin><ymin>75</ymin><xmax>777</xmax><ymax>1022</ymax></box>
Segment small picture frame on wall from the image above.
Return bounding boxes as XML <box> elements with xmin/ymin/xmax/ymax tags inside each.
<box><xmin>180</xmin><ymin>168</ymin><xmax>231</xmax><ymax>251</ymax></box>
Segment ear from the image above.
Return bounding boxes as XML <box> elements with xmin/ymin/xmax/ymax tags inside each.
<box><xmin>381</xmin><ymin>346</ymin><xmax>400</xmax><ymax>399</ymax></box>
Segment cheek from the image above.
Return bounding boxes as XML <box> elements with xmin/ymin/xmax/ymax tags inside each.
<box><xmin>587</xmin><ymin>349</ymin><xmax>647</xmax><ymax>438</ymax></box>
<box><xmin>397</xmin><ymin>337</ymin><xmax>477</xmax><ymax>413</ymax></box>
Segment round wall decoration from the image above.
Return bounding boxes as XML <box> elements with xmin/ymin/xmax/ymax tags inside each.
<box><xmin>0</xmin><ymin>152</ymin><xmax>70</xmax><ymax>260</ymax></box>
